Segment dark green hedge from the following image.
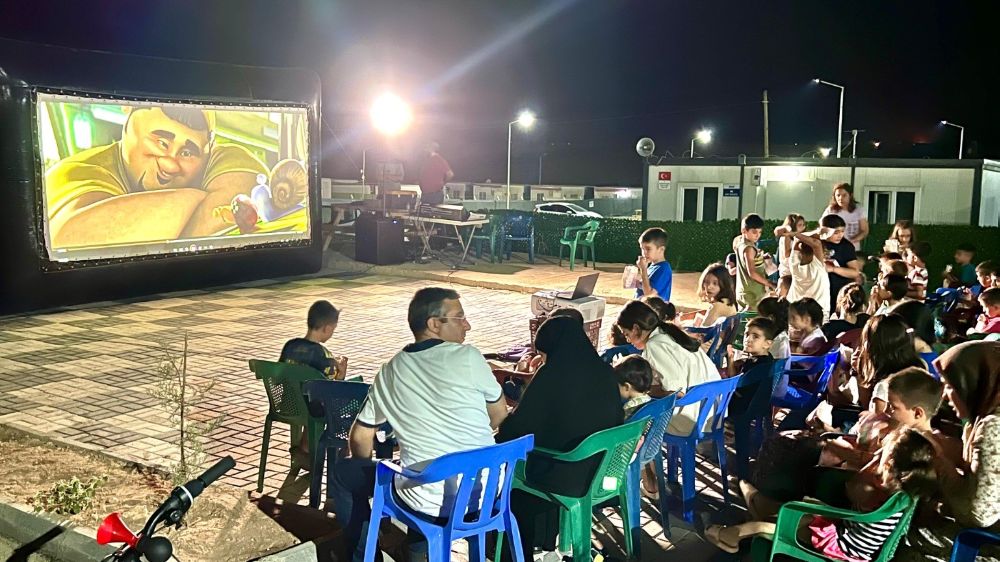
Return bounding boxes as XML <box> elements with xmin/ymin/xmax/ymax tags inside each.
<box><xmin>486</xmin><ymin>210</ymin><xmax>1000</xmax><ymax>284</ymax></box>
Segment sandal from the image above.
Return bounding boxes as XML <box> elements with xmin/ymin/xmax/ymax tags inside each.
<box><xmin>640</xmin><ymin>484</ymin><xmax>660</xmax><ymax>501</ymax></box>
<box><xmin>705</xmin><ymin>525</ymin><xmax>741</xmax><ymax>554</ymax></box>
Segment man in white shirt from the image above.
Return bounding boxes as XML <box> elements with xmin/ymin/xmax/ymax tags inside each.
<box><xmin>331</xmin><ymin>287</ymin><xmax>508</xmax><ymax>561</ymax></box>
<box><xmin>776</xmin><ymin>226</ymin><xmax>831</xmax><ymax>322</ymax></box>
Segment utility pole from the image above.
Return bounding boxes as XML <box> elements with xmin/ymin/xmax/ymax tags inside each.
<box><xmin>762</xmin><ymin>89</ymin><xmax>770</xmax><ymax>158</ymax></box>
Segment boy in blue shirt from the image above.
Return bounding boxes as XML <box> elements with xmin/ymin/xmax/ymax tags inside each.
<box><xmin>635</xmin><ymin>227</ymin><xmax>673</xmax><ymax>300</ymax></box>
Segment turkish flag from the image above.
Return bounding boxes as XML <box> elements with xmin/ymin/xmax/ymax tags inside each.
<box><xmin>658</xmin><ymin>171</ymin><xmax>671</xmax><ymax>181</ymax></box>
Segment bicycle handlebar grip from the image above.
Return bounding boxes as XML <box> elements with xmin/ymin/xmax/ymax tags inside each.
<box><xmin>197</xmin><ymin>456</ymin><xmax>236</xmax><ymax>490</ymax></box>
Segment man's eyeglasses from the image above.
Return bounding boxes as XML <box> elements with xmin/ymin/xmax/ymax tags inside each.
<box><xmin>436</xmin><ymin>315</ymin><xmax>467</xmax><ymax>322</ymax></box>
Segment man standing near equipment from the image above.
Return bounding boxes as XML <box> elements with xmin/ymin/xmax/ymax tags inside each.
<box><xmin>417</xmin><ymin>141</ymin><xmax>453</xmax><ymax>206</ymax></box>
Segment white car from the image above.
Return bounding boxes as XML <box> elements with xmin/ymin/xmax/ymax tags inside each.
<box><xmin>534</xmin><ymin>202</ymin><xmax>603</xmax><ymax>219</ymax></box>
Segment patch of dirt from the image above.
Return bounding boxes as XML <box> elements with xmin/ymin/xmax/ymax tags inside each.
<box><xmin>0</xmin><ymin>428</ymin><xmax>299</xmax><ymax>562</ymax></box>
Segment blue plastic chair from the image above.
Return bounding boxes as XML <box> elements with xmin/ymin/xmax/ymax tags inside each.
<box><xmin>363</xmin><ymin>435</ymin><xmax>535</xmax><ymax>562</ymax></box>
<box><xmin>623</xmin><ymin>393</ymin><xmax>678</xmax><ymax>551</ymax></box>
<box><xmin>730</xmin><ymin>360</ymin><xmax>786</xmax><ymax>479</ymax></box>
<box><xmin>950</xmin><ymin>528</ymin><xmax>1000</xmax><ymax>562</ymax></box>
<box><xmin>707</xmin><ymin>315</ymin><xmax>740</xmax><ymax>368</ymax></box>
<box><xmin>920</xmin><ymin>351</ymin><xmax>940</xmax><ymax>378</ymax></box>
<box><xmin>686</xmin><ymin>316</ymin><xmax>740</xmax><ymax>368</ymax></box>
<box><xmin>501</xmin><ymin>213</ymin><xmax>535</xmax><ymax>263</ymax></box>
<box><xmin>771</xmin><ymin>346</ymin><xmax>840</xmax><ymax>413</ymax></box>
<box><xmin>664</xmin><ymin>375</ymin><xmax>742</xmax><ymax>523</ymax></box>
<box><xmin>928</xmin><ymin>287</ymin><xmax>962</xmax><ymax>313</ymax></box>
<box><xmin>301</xmin><ymin>379</ymin><xmax>371</xmax><ymax>509</ymax></box>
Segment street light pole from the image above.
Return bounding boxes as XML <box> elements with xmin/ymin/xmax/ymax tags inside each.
<box><xmin>942</xmin><ymin>121</ymin><xmax>965</xmax><ymax>159</ymax></box>
<box><xmin>690</xmin><ymin>129</ymin><xmax>712</xmax><ymax>159</ymax></box>
<box><xmin>506</xmin><ymin>120</ymin><xmax>514</xmax><ymax>209</ymax></box>
<box><xmin>814</xmin><ymin>79</ymin><xmax>845</xmax><ymax>157</ymax></box>
<box><xmin>506</xmin><ymin>111</ymin><xmax>536</xmax><ymax>209</ymax></box>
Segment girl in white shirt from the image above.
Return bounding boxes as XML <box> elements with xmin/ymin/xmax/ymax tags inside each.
<box><xmin>616</xmin><ymin>300</ymin><xmax>720</xmax><ymax>436</ymax></box>
<box><xmin>822</xmin><ymin>183</ymin><xmax>869</xmax><ymax>251</ymax></box>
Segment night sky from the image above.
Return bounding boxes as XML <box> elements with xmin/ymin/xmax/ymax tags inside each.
<box><xmin>2</xmin><ymin>1</ymin><xmax>997</xmax><ymax>186</ymax></box>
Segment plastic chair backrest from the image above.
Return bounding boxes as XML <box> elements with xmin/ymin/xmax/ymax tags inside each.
<box><xmin>627</xmin><ymin>394</ymin><xmax>679</xmax><ymax>465</ymax></box>
<box><xmin>504</xmin><ymin>213</ymin><xmax>533</xmax><ymax>238</ymax></box>
<box><xmin>814</xmin><ymin>346</ymin><xmax>841</xmax><ymax>391</ymax></box>
<box><xmin>673</xmin><ymin>376</ymin><xmax>742</xmax><ymax>439</ymax></box>
<box><xmin>302</xmin><ymin>379</ymin><xmax>371</xmax><ymax>443</ymax></box>
<box><xmin>770</xmin><ymin>491</ymin><xmax>916</xmax><ymax>562</ymax></box>
<box><xmin>708</xmin><ymin>315</ymin><xmax>740</xmax><ymax>365</ymax></box>
<box><xmin>950</xmin><ymin>528</ymin><xmax>1000</xmax><ymax>562</ymax></box>
<box><xmin>920</xmin><ymin>351</ymin><xmax>940</xmax><ymax>378</ymax></box>
<box><xmin>537</xmin><ymin>420</ymin><xmax>646</xmax><ymax>501</ymax></box>
<box><xmin>785</xmin><ymin>345</ymin><xmax>841</xmax><ymax>388</ymax></box>
<box><xmin>378</xmin><ymin>435</ymin><xmax>534</xmax><ymax>531</ymax></box>
<box><xmin>250</xmin><ymin>359</ymin><xmax>324</xmax><ymax>422</ymax></box>
<box><xmin>939</xmin><ymin>288</ymin><xmax>962</xmax><ymax>313</ymax></box>
<box><xmin>580</xmin><ymin>220</ymin><xmax>600</xmax><ymax>243</ymax></box>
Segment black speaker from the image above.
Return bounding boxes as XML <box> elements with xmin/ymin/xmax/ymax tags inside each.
<box><xmin>355</xmin><ymin>212</ymin><xmax>405</xmax><ymax>265</ymax></box>
<box><xmin>465</xmin><ymin>183</ymin><xmax>475</xmax><ymax>199</ymax></box>
<box><xmin>522</xmin><ymin>185</ymin><xmax>531</xmax><ymax>201</ymax></box>
<box><xmin>583</xmin><ymin>186</ymin><xmax>595</xmax><ymax>199</ymax></box>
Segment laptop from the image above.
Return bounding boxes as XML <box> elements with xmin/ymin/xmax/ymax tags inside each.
<box><xmin>556</xmin><ymin>272</ymin><xmax>600</xmax><ymax>300</ymax></box>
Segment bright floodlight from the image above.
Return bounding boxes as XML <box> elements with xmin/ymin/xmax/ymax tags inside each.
<box><xmin>813</xmin><ymin>78</ymin><xmax>820</xmax><ymax>83</ymax></box>
<box><xmin>819</xmin><ymin>147</ymin><xmax>832</xmax><ymax>158</ymax></box>
<box><xmin>370</xmin><ymin>93</ymin><xmax>412</xmax><ymax>136</ymax></box>
<box><xmin>517</xmin><ymin>110</ymin><xmax>536</xmax><ymax>128</ymax></box>
<box><xmin>696</xmin><ymin>129</ymin><xmax>712</xmax><ymax>143</ymax></box>
<box><xmin>940</xmin><ymin>120</ymin><xmax>948</xmax><ymax>125</ymax></box>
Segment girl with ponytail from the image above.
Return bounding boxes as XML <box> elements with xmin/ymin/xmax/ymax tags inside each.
<box><xmin>616</xmin><ymin>300</ymin><xmax>720</xmax><ymax>435</ymax></box>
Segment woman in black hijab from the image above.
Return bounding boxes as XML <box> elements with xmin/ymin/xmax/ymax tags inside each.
<box><xmin>496</xmin><ymin>315</ymin><xmax>624</xmax><ymax>560</ymax></box>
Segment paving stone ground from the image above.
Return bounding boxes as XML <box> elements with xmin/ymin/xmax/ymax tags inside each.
<box><xmin>0</xmin><ymin>269</ymin><xmax>731</xmax><ymax>561</ymax></box>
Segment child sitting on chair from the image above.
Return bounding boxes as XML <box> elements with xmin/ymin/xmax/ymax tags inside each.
<box><xmin>679</xmin><ymin>262</ymin><xmax>738</xmax><ymax>327</ymax></box>
<box><xmin>757</xmin><ymin>296</ymin><xmax>791</xmax><ymax>362</ymax></box>
<box><xmin>789</xmin><ymin>298</ymin><xmax>828</xmax><ymax>355</ymax></box>
<box><xmin>279</xmin><ymin>300</ymin><xmax>348</xmax><ymax>380</ymax></box>
<box><xmin>726</xmin><ymin>317</ymin><xmax>778</xmax><ymax>417</ymax></box>
<box><xmin>971</xmin><ymin>287</ymin><xmax>1000</xmax><ymax>335</ymax></box>
<box><xmin>615</xmin><ymin>354</ymin><xmax>661</xmax><ymax>500</ymax></box>
<box><xmin>707</xmin><ymin>428</ymin><xmax>939</xmax><ymax>560</ymax></box>
<box><xmin>616</xmin><ymin>354</ymin><xmax>654</xmax><ymax>417</ymax></box>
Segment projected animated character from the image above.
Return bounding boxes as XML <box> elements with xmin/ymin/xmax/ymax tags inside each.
<box><xmin>45</xmin><ymin>106</ymin><xmax>268</xmax><ymax>248</ymax></box>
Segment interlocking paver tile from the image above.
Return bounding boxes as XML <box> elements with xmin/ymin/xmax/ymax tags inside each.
<box><xmin>1</xmin><ymin>269</ymin><xmax>740</xmax><ymax>557</ymax></box>
<box><xmin>0</xmin><ymin>339</ymin><xmax>61</xmax><ymax>357</ymax></box>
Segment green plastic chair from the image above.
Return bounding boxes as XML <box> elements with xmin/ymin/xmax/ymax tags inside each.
<box><xmin>249</xmin><ymin>359</ymin><xmax>326</xmax><ymax>493</ymax></box>
<box><xmin>496</xmin><ymin>419</ymin><xmax>646</xmax><ymax>562</ymax></box>
<box><xmin>471</xmin><ymin>214</ymin><xmax>505</xmax><ymax>263</ymax></box>
<box><xmin>750</xmin><ymin>491</ymin><xmax>917</xmax><ymax>562</ymax></box>
<box><xmin>558</xmin><ymin>220</ymin><xmax>600</xmax><ymax>271</ymax></box>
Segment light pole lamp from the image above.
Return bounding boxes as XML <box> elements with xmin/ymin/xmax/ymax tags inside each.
<box><xmin>690</xmin><ymin>129</ymin><xmax>712</xmax><ymax>158</ymax></box>
<box><xmin>368</xmin><ymin>93</ymin><xmax>412</xmax><ymax>197</ymax></box>
<box><xmin>814</xmin><ymin>78</ymin><xmax>845</xmax><ymax>157</ymax></box>
<box><xmin>506</xmin><ymin>110</ymin><xmax>536</xmax><ymax>209</ymax></box>
<box><xmin>941</xmin><ymin>120</ymin><xmax>965</xmax><ymax>159</ymax></box>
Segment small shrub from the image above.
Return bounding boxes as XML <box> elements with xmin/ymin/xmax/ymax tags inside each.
<box><xmin>31</xmin><ymin>475</ymin><xmax>107</xmax><ymax>515</ymax></box>
<box><xmin>148</xmin><ymin>332</ymin><xmax>224</xmax><ymax>485</ymax></box>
